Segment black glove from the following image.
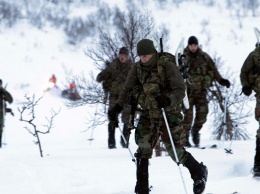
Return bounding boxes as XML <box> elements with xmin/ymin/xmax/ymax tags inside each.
<box><xmin>0</xmin><ymin>88</ymin><xmax>5</xmax><ymax>95</ymax></box>
<box><xmin>155</xmin><ymin>95</ymin><xmax>171</xmax><ymax>108</ymax></box>
<box><xmin>108</xmin><ymin>103</ymin><xmax>123</xmax><ymax>127</ymax></box>
<box><xmin>219</xmin><ymin>79</ymin><xmax>231</xmax><ymax>88</ymax></box>
<box><xmin>242</xmin><ymin>85</ymin><xmax>252</xmax><ymax>96</ymax></box>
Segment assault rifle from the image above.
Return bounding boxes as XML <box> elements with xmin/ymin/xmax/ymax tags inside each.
<box><xmin>127</xmin><ymin>92</ymin><xmax>139</xmax><ymax>130</ymax></box>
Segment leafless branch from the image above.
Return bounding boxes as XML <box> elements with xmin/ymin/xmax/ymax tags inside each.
<box><xmin>18</xmin><ymin>94</ymin><xmax>60</xmax><ymax>157</ymax></box>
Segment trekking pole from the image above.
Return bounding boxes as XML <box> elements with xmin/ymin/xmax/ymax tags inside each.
<box><xmin>161</xmin><ymin>108</ymin><xmax>188</xmax><ymax>194</ymax></box>
<box><xmin>118</xmin><ymin>125</ymin><xmax>136</xmax><ymax>162</ymax></box>
<box><xmin>88</xmin><ymin>104</ymin><xmax>99</xmax><ymax>144</ymax></box>
<box><xmin>222</xmin><ymin>87</ymin><xmax>228</xmax><ymax>143</ymax></box>
<box><xmin>225</xmin><ymin>97</ymin><xmax>246</xmax><ymax>154</ymax></box>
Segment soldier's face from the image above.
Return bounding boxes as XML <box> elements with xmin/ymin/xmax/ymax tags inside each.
<box><xmin>140</xmin><ymin>53</ymin><xmax>154</xmax><ymax>64</ymax></box>
<box><xmin>118</xmin><ymin>54</ymin><xmax>128</xmax><ymax>63</ymax></box>
<box><xmin>188</xmin><ymin>44</ymin><xmax>198</xmax><ymax>53</ymax></box>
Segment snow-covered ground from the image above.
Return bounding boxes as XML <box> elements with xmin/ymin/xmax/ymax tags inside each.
<box><xmin>1</xmin><ymin>1</ymin><xmax>260</xmax><ymax>193</ymax></box>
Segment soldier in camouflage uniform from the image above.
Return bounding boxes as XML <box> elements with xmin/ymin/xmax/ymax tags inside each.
<box><xmin>0</xmin><ymin>79</ymin><xmax>13</xmax><ymax>148</ymax></box>
<box><xmin>96</xmin><ymin>47</ymin><xmax>133</xmax><ymax>149</ymax></box>
<box><xmin>183</xmin><ymin>36</ymin><xmax>230</xmax><ymax>147</ymax></box>
<box><xmin>108</xmin><ymin>39</ymin><xmax>208</xmax><ymax>194</ymax></box>
<box><xmin>240</xmin><ymin>42</ymin><xmax>260</xmax><ymax>177</ymax></box>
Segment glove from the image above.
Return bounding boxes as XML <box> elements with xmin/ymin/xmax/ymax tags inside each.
<box><xmin>155</xmin><ymin>95</ymin><xmax>171</xmax><ymax>108</ymax></box>
<box><xmin>0</xmin><ymin>87</ymin><xmax>5</xmax><ymax>95</ymax></box>
<box><xmin>108</xmin><ymin>103</ymin><xmax>123</xmax><ymax>127</ymax></box>
<box><xmin>219</xmin><ymin>79</ymin><xmax>231</xmax><ymax>88</ymax></box>
<box><xmin>242</xmin><ymin>85</ymin><xmax>252</xmax><ymax>96</ymax></box>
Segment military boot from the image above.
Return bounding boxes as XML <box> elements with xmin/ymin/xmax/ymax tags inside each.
<box><xmin>135</xmin><ymin>158</ymin><xmax>149</xmax><ymax>194</ymax></box>
<box><xmin>108</xmin><ymin>123</ymin><xmax>116</xmax><ymax>149</ymax></box>
<box><xmin>184</xmin><ymin>153</ymin><xmax>208</xmax><ymax>194</ymax></box>
<box><xmin>253</xmin><ymin>138</ymin><xmax>260</xmax><ymax>177</ymax></box>
<box><xmin>192</xmin><ymin>129</ymin><xmax>200</xmax><ymax>147</ymax></box>
<box><xmin>120</xmin><ymin>123</ymin><xmax>130</xmax><ymax>148</ymax></box>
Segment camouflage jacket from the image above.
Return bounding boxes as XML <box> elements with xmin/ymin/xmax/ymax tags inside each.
<box><xmin>96</xmin><ymin>59</ymin><xmax>133</xmax><ymax>95</ymax></box>
<box><xmin>184</xmin><ymin>47</ymin><xmax>223</xmax><ymax>92</ymax></box>
<box><xmin>116</xmin><ymin>52</ymin><xmax>185</xmax><ymax>119</ymax></box>
<box><xmin>0</xmin><ymin>89</ymin><xmax>13</xmax><ymax>112</ymax></box>
<box><xmin>240</xmin><ymin>47</ymin><xmax>260</xmax><ymax>92</ymax></box>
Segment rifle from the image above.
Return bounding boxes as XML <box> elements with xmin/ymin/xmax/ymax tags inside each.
<box><xmin>160</xmin><ymin>37</ymin><xmax>163</xmax><ymax>56</ymax></box>
<box><xmin>128</xmin><ymin>93</ymin><xmax>138</xmax><ymax>130</ymax></box>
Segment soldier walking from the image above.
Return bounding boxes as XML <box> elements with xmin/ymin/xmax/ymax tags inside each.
<box><xmin>108</xmin><ymin>39</ymin><xmax>208</xmax><ymax>194</ymax></box>
<box><xmin>240</xmin><ymin>42</ymin><xmax>260</xmax><ymax>177</ymax></box>
<box><xmin>183</xmin><ymin>36</ymin><xmax>230</xmax><ymax>147</ymax></box>
<box><xmin>96</xmin><ymin>47</ymin><xmax>133</xmax><ymax>149</ymax></box>
<box><xmin>0</xmin><ymin>79</ymin><xmax>13</xmax><ymax>148</ymax></box>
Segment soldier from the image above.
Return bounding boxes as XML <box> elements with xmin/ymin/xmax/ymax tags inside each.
<box><xmin>108</xmin><ymin>39</ymin><xmax>208</xmax><ymax>194</ymax></box>
<box><xmin>96</xmin><ymin>47</ymin><xmax>133</xmax><ymax>149</ymax></box>
<box><xmin>183</xmin><ymin>36</ymin><xmax>230</xmax><ymax>147</ymax></box>
<box><xmin>240</xmin><ymin>42</ymin><xmax>260</xmax><ymax>177</ymax></box>
<box><xmin>0</xmin><ymin>79</ymin><xmax>13</xmax><ymax>148</ymax></box>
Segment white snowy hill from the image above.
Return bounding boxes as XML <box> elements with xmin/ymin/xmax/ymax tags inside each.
<box><xmin>0</xmin><ymin>0</ymin><xmax>260</xmax><ymax>193</ymax></box>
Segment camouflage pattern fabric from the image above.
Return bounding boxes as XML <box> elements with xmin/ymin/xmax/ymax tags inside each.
<box><xmin>241</xmin><ymin>47</ymin><xmax>260</xmax><ymax>92</ymax></box>
<box><xmin>0</xmin><ymin>89</ymin><xmax>13</xmax><ymax>133</ymax></box>
<box><xmin>97</xmin><ymin>59</ymin><xmax>132</xmax><ymax>96</ymax></box>
<box><xmin>116</xmin><ymin>52</ymin><xmax>189</xmax><ymax>163</ymax></box>
<box><xmin>134</xmin><ymin>112</ymin><xmax>188</xmax><ymax>163</ymax></box>
<box><xmin>131</xmin><ymin>53</ymin><xmax>184</xmax><ymax>119</ymax></box>
<box><xmin>240</xmin><ymin>47</ymin><xmax>260</xmax><ymax>139</ymax></box>
<box><xmin>97</xmin><ymin>58</ymin><xmax>133</xmax><ymax>121</ymax></box>
<box><xmin>108</xmin><ymin>93</ymin><xmax>131</xmax><ymax>124</ymax></box>
<box><xmin>183</xmin><ymin>47</ymin><xmax>223</xmax><ymax>135</ymax></box>
<box><xmin>254</xmin><ymin>94</ymin><xmax>260</xmax><ymax>139</ymax></box>
<box><xmin>184</xmin><ymin>46</ymin><xmax>223</xmax><ymax>92</ymax></box>
<box><xmin>183</xmin><ymin>89</ymin><xmax>208</xmax><ymax>133</ymax></box>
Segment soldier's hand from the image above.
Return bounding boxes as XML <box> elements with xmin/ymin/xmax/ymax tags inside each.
<box><xmin>0</xmin><ymin>87</ymin><xmax>5</xmax><ymax>95</ymax></box>
<box><xmin>219</xmin><ymin>79</ymin><xmax>231</xmax><ymax>88</ymax></box>
<box><xmin>108</xmin><ymin>103</ymin><xmax>123</xmax><ymax>127</ymax></box>
<box><xmin>155</xmin><ymin>95</ymin><xmax>171</xmax><ymax>108</ymax></box>
<box><xmin>242</xmin><ymin>85</ymin><xmax>252</xmax><ymax>96</ymax></box>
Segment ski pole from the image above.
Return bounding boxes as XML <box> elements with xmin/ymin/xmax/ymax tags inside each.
<box><xmin>88</xmin><ymin>104</ymin><xmax>99</xmax><ymax>144</ymax></box>
<box><xmin>225</xmin><ymin>97</ymin><xmax>246</xmax><ymax>154</ymax></box>
<box><xmin>118</xmin><ymin>125</ymin><xmax>136</xmax><ymax>162</ymax></box>
<box><xmin>88</xmin><ymin>126</ymin><xmax>95</xmax><ymax>144</ymax></box>
<box><xmin>161</xmin><ymin>108</ymin><xmax>188</xmax><ymax>194</ymax></box>
<box><xmin>222</xmin><ymin>87</ymin><xmax>228</xmax><ymax>142</ymax></box>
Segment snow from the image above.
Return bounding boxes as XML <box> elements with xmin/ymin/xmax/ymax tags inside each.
<box><xmin>1</xmin><ymin>1</ymin><xmax>260</xmax><ymax>194</ymax></box>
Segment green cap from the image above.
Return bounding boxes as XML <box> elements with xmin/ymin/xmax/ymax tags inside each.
<box><xmin>137</xmin><ymin>39</ymin><xmax>156</xmax><ymax>56</ymax></box>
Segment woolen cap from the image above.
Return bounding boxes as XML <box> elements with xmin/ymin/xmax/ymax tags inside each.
<box><xmin>137</xmin><ymin>39</ymin><xmax>156</xmax><ymax>56</ymax></box>
<box><xmin>188</xmin><ymin>36</ymin><xmax>199</xmax><ymax>45</ymax></box>
<box><xmin>119</xmin><ymin>47</ymin><xmax>129</xmax><ymax>55</ymax></box>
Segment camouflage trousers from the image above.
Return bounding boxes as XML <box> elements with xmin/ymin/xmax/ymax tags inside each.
<box><xmin>182</xmin><ymin>89</ymin><xmax>208</xmax><ymax>134</ymax></box>
<box><xmin>254</xmin><ymin>94</ymin><xmax>260</xmax><ymax>139</ymax></box>
<box><xmin>0</xmin><ymin>113</ymin><xmax>3</xmax><ymax>133</ymax></box>
<box><xmin>108</xmin><ymin>93</ymin><xmax>131</xmax><ymax>124</ymax></box>
<box><xmin>134</xmin><ymin>112</ymin><xmax>188</xmax><ymax>164</ymax></box>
